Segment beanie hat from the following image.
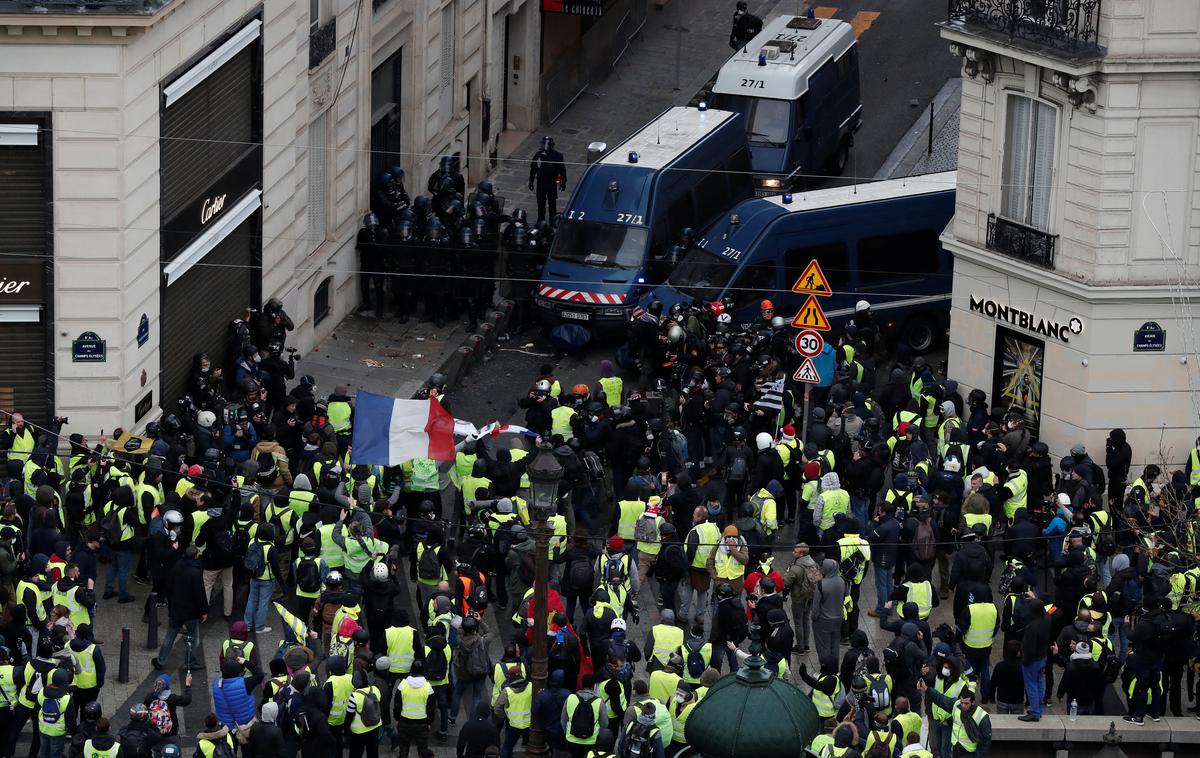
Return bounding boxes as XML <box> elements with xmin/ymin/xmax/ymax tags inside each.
<box><xmin>723</xmin><ymin>525</ymin><xmax>739</xmax><ymax>537</ymax></box>
<box><xmin>1072</xmin><ymin>463</ymin><xmax>1091</xmax><ymax>478</ymax></box>
<box><xmin>608</xmin><ymin>536</ymin><xmax>624</xmax><ymax>551</ymax></box>
<box><xmin>781</xmin><ymin>424</ymin><xmax>796</xmax><ymax>440</ymax></box>
<box><xmin>187</xmin><ymin>464</ymin><xmax>203</xmax><ymax>477</ymax></box>
<box><xmin>804</xmin><ymin>461</ymin><xmax>821</xmax><ymax>480</ymax></box>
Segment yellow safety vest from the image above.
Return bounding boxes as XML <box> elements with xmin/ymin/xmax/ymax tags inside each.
<box><xmin>893</xmin><ymin>711</ymin><xmax>923</xmax><ymax>744</ymax></box>
<box><xmin>904</xmin><ymin>581</ymin><xmax>934</xmax><ymax>620</ymax></box>
<box><xmin>327</xmin><ymin>400</ymin><xmax>353</xmax><ymax>435</ymax></box>
<box><xmin>18</xmin><ymin>580</ymin><xmax>48</xmax><ymax>623</ymax></box>
<box><xmin>932</xmin><ymin>676</ymin><xmax>967</xmax><ymax>722</ymax></box>
<box><xmin>349</xmin><ymin>686</ymin><xmax>383</xmax><ymax>733</ymax></box>
<box><xmin>317</xmin><ymin>523</ymin><xmax>345</xmax><ymax>569</ymax></box>
<box><xmin>616</xmin><ymin>500</ymin><xmax>645</xmax><ymax>540</ymax></box>
<box><xmin>424</xmin><ymin>644</ymin><xmax>452</xmax><ymax>687</ymax></box>
<box><xmin>55</xmin><ymin>585</ymin><xmax>91</xmax><ymax>628</ymax></box>
<box><xmin>503</xmin><ymin>684</ymin><xmax>532</xmax><ymax>730</ymax></box>
<box><xmin>398</xmin><ymin>679</ymin><xmax>434</xmax><ymax>720</ymax></box>
<box><xmin>385</xmin><ymin>626</ymin><xmax>416</xmax><ymax>673</ymax></box>
<box><xmin>198</xmin><ymin>735</ymin><xmax>234</xmax><ymax>758</ymax></box>
<box><xmin>7</xmin><ymin>428</ymin><xmax>34</xmax><ymax>461</ymax></box>
<box><xmin>564</xmin><ymin>693</ymin><xmax>603</xmax><ymax>745</ymax></box>
<box><xmin>327</xmin><ymin>672</ymin><xmax>354</xmax><ymax>725</ymax></box>
<box><xmin>962</xmin><ymin>603</ymin><xmax>997</xmax><ymax>649</ymax></box>
<box><xmin>963</xmin><ymin>513</ymin><xmax>992</xmax><ymax>533</ymax></box>
<box><xmin>0</xmin><ymin>664</ymin><xmax>17</xmax><ymax>707</ymax></box>
<box><xmin>950</xmin><ymin>704</ymin><xmax>987</xmax><ymax>752</ymax></box>
<box><xmin>836</xmin><ymin>536</ymin><xmax>870</xmax><ymax>584</ymax></box>
<box><xmin>416</xmin><ymin>544</ymin><xmax>447</xmax><ymax>586</ymax></box>
<box><xmin>1190</xmin><ymin>449</ymin><xmax>1200</xmax><ymax>487</ymax></box>
<box><xmin>818</xmin><ymin>489</ymin><xmax>850</xmax><ymax>531</ymax></box>
<box><xmin>636</xmin><ymin>516</ymin><xmax>664</xmax><ymax>556</ymax></box>
<box><xmin>74</xmin><ymin>644</ymin><xmax>99</xmax><ymax>689</ymax></box>
<box><xmin>598</xmin><ymin>376</ymin><xmax>623</xmax><ymax>407</ymax></box>
<box><xmin>36</xmin><ymin>691</ymin><xmax>71</xmax><ymax>736</ymax></box>
<box><xmin>713</xmin><ymin>550</ymin><xmax>743</xmax><ymax>580</ymax></box>
<box><xmin>550</xmin><ymin>406</ymin><xmax>576</xmax><ymax>440</ymax></box>
<box><xmin>810</xmin><ymin>676</ymin><xmax>842</xmax><ymax>718</ymax></box>
<box><xmin>689</xmin><ymin>522</ymin><xmax>719</xmax><ymax>569</ymax></box>
<box><xmin>461</xmin><ymin>475</ymin><xmax>492</xmax><ymax>504</ymax></box>
<box><xmin>289</xmin><ymin>489</ymin><xmax>316</xmax><ymax>518</ymax></box>
<box><xmin>84</xmin><ymin>741</ymin><xmax>120</xmax><ymax>758</ymax></box>
<box><xmin>649</xmin><ymin>624</ymin><xmax>684</xmax><ymax>667</ymax></box>
<box><xmin>1002</xmin><ymin>470</ymin><xmax>1028</xmax><ymax>520</ymax></box>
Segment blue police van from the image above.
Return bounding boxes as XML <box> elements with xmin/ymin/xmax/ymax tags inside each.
<box><xmin>710</xmin><ymin>14</ymin><xmax>862</xmax><ymax>195</ymax></box>
<box><xmin>645</xmin><ymin>171</ymin><xmax>957</xmax><ymax>352</ymax></box>
<box><xmin>534</xmin><ymin>105</ymin><xmax>753</xmax><ymax>333</ymax></box>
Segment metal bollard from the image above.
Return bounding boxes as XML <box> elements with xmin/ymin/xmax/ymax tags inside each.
<box><xmin>146</xmin><ymin>592</ymin><xmax>159</xmax><ymax>650</ymax></box>
<box><xmin>118</xmin><ymin>627</ymin><xmax>131</xmax><ymax>683</ymax></box>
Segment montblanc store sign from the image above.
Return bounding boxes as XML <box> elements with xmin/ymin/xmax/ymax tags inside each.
<box><xmin>969</xmin><ymin>295</ymin><xmax>1084</xmax><ymax>344</ymax></box>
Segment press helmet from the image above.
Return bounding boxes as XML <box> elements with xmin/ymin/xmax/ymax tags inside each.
<box><xmin>372</xmin><ymin>562</ymin><xmax>389</xmax><ymax>582</ymax></box>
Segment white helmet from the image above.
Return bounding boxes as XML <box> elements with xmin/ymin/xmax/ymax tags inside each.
<box><xmin>717</xmin><ymin>313</ymin><xmax>732</xmax><ymax>324</ymax></box>
<box><xmin>326</xmin><ymin>570</ymin><xmax>343</xmax><ymax>585</ymax></box>
<box><xmin>855</xmin><ymin>300</ymin><xmax>870</xmax><ymax>313</ymax></box>
<box><xmin>755</xmin><ymin>432</ymin><xmax>773</xmax><ymax>451</ymax></box>
<box><xmin>196</xmin><ymin>411</ymin><xmax>216</xmax><ymax>429</ymax></box>
<box><xmin>163</xmin><ymin>510</ymin><xmax>184</xmax><ymax>526</ymax></box>
<box><xmin>610</xmin><ymin>618</ymin><xmax>627</xmax><ymax>632</ymax></box>
<box><xmin>371</xmin><ymin>562</ymin><xmax>389</xmax><ymax>581</ymax></box>
<box><xmin>770</xmin><ymin>316</ymin><xmax>784</xmax><ymax>329</ymax></box>
<box><xmin>534</xmin><ymin>379</ymin><xmax>551</xmax><ymax>393</ymax></box>
<box><xmin>667</xmin><ymin>325</ymin><xmax>686</xmax><ymax>343</ymax></box>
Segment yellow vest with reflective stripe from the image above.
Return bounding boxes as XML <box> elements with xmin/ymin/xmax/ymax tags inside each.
<box><xmin>551</xmin><ymin>406</ymin><xmax>576</xmax><ymax>440</ymax></box>
<box><xmin>510</xmin><ymin>448</ymin><xmax>532</xmax><ymax>489</ymax></box>
<box><xmin>327</xmin><ymin>672</ymin><xmax>354</xmax><ymax>725</ymax></box>
<box><xmin>564</xmin><ymin>693</ymin><xmax>603</xmax><ymax>745</ymax></box>
<box><xmin>407</xmin><ymin>458</ymin><xmax>439</xmax><ymax>492</ymax></box>
<box><xmin>962</xmin><ymin>603</ymin><xmax>997</xmax><ymax>650</ymax></box>
<box><xmin>599</xmin><ymin>376</ymin><xmax>623</xmax><ymax>408</ymax></box>
<box><xmin>84</xmin><ymin>741</ymin><xmax>120</xmax><ymax>758</ymax></box>
<box><xmin>713</xmin><ymin>550</ymin><xmax>743</xmax><ymax>580</ymax></box>
<box><xmin>398</xmin><ymin>679</ymin><xmax>434</xmax><ymax>720</ymax></box>
<box><xmin>649</xmin><ymin>624</ymin><xmax>684</xmax><ymax>667</ymax></box>
<box><xmin>288</xmin><ymin>489</ymin><xmax>316</xmax><ymax>518</ymax></box>
<box><xmin>963</xmin><ymin>513</ymin><xmax>992</xmax><ymax>533</ymax></box>
<box><xmin>385</xmin><ymin>626</ymin><xmax>416</xmax><ymax>673</ymax></box>
<box><xmin>932</xmin><ymin>676</ymin><xmax>967</xmax><ymax>722</ymax></box>
<box><xmin>7</xmin><ymin>428</ymin><xmax>34</xmax><ymax>460</ymax></box>
<box><xmin>327</xmin><ymin>400</ymin><xmax>353</xmax><ymax>434</ymax></box>
<box><xmin>950</xmin><ymin>704</ymin><xmax>987</xmax><ymax>751</ymax></box>
<box><xmin>503</xmin><ymin>684</ymin><xmax>532</xmax><ymax>729</ymax></box>
<box><xmin>317</xmin><ymin>523</ymin><xmax>344</xmax><ymax>568</ymax></box>
<box><xmin>648</xmin><ymin>670</ymin><xmax>680</xmax><ymax>706</ymax></box>
<box><xmin>810</xmin><ymin>676</ymin><xmax>842</xmax><ymax>718</ymax></box>
<box><xmin>818</xmin><ymin>489</ymin><xmax>850</xmax><ymax>531</ymax></box>
<box><xmin>1002</xmin><ymin>470</ymin><xmax>1027</xmax><ymax>520</ymax></box>
<box><xmin>904</xmin><ymin>581</ymin><xmax>934</xmax><ymax>620</ymax></box>
<box><xmin>349</xmin><ymin>686</ymin><xmax>383</xmax><ymax>733</ymax></box>
<box><xmin>616</xmin><ymin>500</ymin><xmax>645</xmax><ymax>540</ymax></box>
<box><xmin>198</xmin><ymin>735</ymin><xmax>234</xmax><ymax>758</ymax></box>
<box><xmin>689</xmin><ymin>522</ymin><xmax>719</xmax><ymax>569</ymax></box>
<box><xmin>0</xmin><ymin>664</ymin><xmax>17</xmax><ymax>707</ymax></box>
<box><xmin>636</xmin><ymin>516</ymin><xmax>664</xmax><ymax>556</ymax></box>
<box><xmin>19</xmin><ymin>580</ymin><xmax>48</xmax><ymax>623</ymax></box>
<box><xmin>36</xmin><ymin>691</ymin><xmax>71</xmax><ymax>736</ymax></box>
<box><xmin>73</xmin><ymin>644</ymin><xmax>99</xmax><ymax>689</ymax></box>
<box><xmin>1190</xmin><ymin>449</ymin><xmax>1200</xmax><ymax>487</ymax></box>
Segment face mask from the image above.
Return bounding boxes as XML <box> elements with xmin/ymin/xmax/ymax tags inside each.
<box><xmin>941</xmin><ymin>666</ymin><xmax>951</xmax><ymax>678</ymax></box>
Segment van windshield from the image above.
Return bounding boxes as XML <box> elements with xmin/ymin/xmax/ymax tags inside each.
<box><xmin>710</xmin><ymin>93</ymin><xmax>791</xmax><ymax>147</ymax></box>
<box><xmin>550</xmin><ymin>220</ymin><xmax>648</xmax><ymax>269</ymax></box>
<box><xmin>668</xmin><ymin>245</ymin><xmax>736</xmax><ymax>299</ymax></box>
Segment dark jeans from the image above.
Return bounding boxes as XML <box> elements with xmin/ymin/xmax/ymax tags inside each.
<box><xmin>347</xmin><ymin>730</ymin><xmax>380</xmax><ymax>758</ymax></box>
<box><xmin>963</xmin><ymin>648</ymin><xmax>991</xmax><ymax>702</ymax></box>
<box><xmin>500</xmin><ymin>726</ymin><xmax>528</xmax><ymax>758</ymax></box>
<box><xmin>433</xmin><ymin>684</ymin><xmax>451</xmax><ymax>733</ymax></box>
<box><xmin>1129</xmin><ymin>660</ymin><xmax>1163</xmax><ymax>719</ymax></box>
<box><xmin>158</xmin><ymin>618</ymin><xmax>201</xmax><ymax>668</ymax></box>
<box><xmin>394</xmin><ymin>720</ymin><xmax>430</xmax><ymax>758</ymax></box>
<box><xmin>105</xmin><ymin>549</ymin><xmax>132</xmax><ymax>597</ymax></box>
<box><xmin>1164</xmin><ymin>659</ymin><xmax>1185</xmax><ymax>716</ymax></box>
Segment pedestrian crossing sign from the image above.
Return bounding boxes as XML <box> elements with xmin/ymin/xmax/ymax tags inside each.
<box><xmin>790</xmin><ymin>259</ymin><xmax>832</xmax><ymax>297</ymax></box>
<box><xmin>793</xmin><ymin>357</ymin><xmax>821</xmax><ymax>384</ymax></box>
<box><xmin>790</xmin><ymin>294</ymin><xmax>831</xmax><ymax>331</ymax></box>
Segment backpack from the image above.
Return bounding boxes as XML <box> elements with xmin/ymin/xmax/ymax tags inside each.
<box><xmin>465</xmin><ymin>640</ymin><xmax>491</xmax><ymax>678</ymax></box>
<box><xmin>425</xmin><ymin>646</ymin><xmax>449</xmax><ymax>682</ymax></box>
<box><xmin>223</xmin><ymin>640</ymin><xmax>248</xmax><ymax>669</ymax></box>
<box><xmin>568</xmin><ymin>557</ymin><xmax>595</xmax><ymax>595</ymax></box>
<box><xmin>912</xmin><ymin>519</ymin><xmax>936</xmax><ymax>562</ymax></box>
<box><xmin>633</xmin><ymin>516</ymin><xmax>659</xmax><ymax>545</ymax></box>
<box><xmin>232</xmin><ymin>523</ymin><xmax>252</xmax><ymax>556</ymax></box>
<box><xmin>273</xmin><ymin>686</ymin><xmax>301</xmax><ymax>732</ymax></box>
<box><xmin>147</xmin><ymin>697</ymin><xmax>174</xmax><ymax>735</ymax></box>
<box><xmin>466</xmin><ymin>580</ymin><xmax>489</xmax><ymax>612</ymax></box>
<box><xmin>866</xmin><ymin>729</ymin><xmax>895</xmax><ymax>758</ymax></box>
<box><xmin>604</xmin><ymin>555</ymin><xmax>628</xmax><ymax>587</ymax></box>
<box><xmin>867</xmin><ymin>674</ymin><xmax>891</xmax><ymax>712</ymax></box>
<box><xmin>684</xmin><ymin>640</ymin><xmax>707</xmax><ymax>679</ymax></box>
<box><xmin>1094</xmin><ymin>526</ymin><xmax>1117</xmax><ymax>557</ymax></box>
<box><xmin>830</xmin><ymin>417</ymin><xmax>852</xmax><ymax>472</ymax></box>
<box><xmin>357</xmin><ymin>689</ymin><xmax>382</xmax><ymax>728</ymax></box>
<box><xmin>728</xmin><ymin>452</ymin><xmax>748</xmax><ymax>482</ymax></box>
<box><xmin>210</xmin><ymin>528</ymin><xmax>238</xmax><ymax>561</ymax></box>
<box><xmin>99</xmin><ymin>508</ymin><xmax>123</xmax><ymax>545</ymax></box>
<box><xmin>243</xmin><ymin>543</ymin><xmax>266</xmax><ymax>575</ymax></box>
<box><xmin>210</xmin><ymin>738</ymin><xmax>236</xmax><ymax>758</ymax></box>
<box><xmin>40</xmin><ymin>694</ymin><xmax>62</xmax><ymax>726</ymax></box>
<box><xmin>622</xmin><ymin>719</ymin><xmax>654</xmax><ymax>758</ymax></box>
<box><xmin>568</xmin><ymin>693</ymin><xmax>599</xmax><ymax>739</ymax></box>
<box><xmin>0</xmin><ymin>538</ymin><xmax>17</xmax><ymax>577</ymax></box>
<box><xmin>495</xmin><ymin>522</ymin><xmax>516</xmax><ymax>555</ymax></box>
<box><xmin>418</xmin><ymin>546</ymin><xmax>442</xmax><ymax>581</ymax></box>
<box><xmin>840</xmin><ymin>548</ymin><xmax>866</xmax><ymax>583</ymax></box>
<box><xmin>1097</xmin><ymin>645</ymin><xmax>1121</xmax><ymax>683</ymax></box>
<box><xmin>581</xmin><ymin>451</ymin><xmax>605</xmax><ymax>481</ymax></box>
<box><xmin>296</xmin><ymin>557</ymin><xmax>321</xmax><ymax>594</ymax></box>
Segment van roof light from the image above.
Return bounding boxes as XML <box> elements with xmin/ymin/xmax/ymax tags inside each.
<box><xmin>782</xmin><ymin>193</ymin><xmax>793</xmax><ymax>205</ymax></box>
<box><xmin>608</xmin><ymin>180</ymin><xmax>620</xmax><ymax>192</ymax></box>
<box><xmin>729</xmin><ymin>213</ymin><xmax>740</xmax><ymax>225</ymax></box>
<box><xmin>628</xmin><ymin>151</ymin><xmax>639</xmax><ymax>164</ymax></box>
<box><xmin>757</xmin><ymin>52</ymin><xmax>767</xmax><ymax>67</ymax></box>
<box><xmin>698</xmin><ymin>100</ymin><xmax>708</xmax><ymax>111</ymax></box>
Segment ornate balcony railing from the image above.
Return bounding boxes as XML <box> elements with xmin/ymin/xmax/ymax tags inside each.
<box><xmin>947</xmin><ymin>0</ymin><xmax>1102</xmax><ymax>54</ymax></box>
<box><xmin>0</xmin><ymin>0</ymin><xmax>171</xmax><ymax>15</ymax></box>
<box><xmin>309</xmin><ymin>18</ymin><xmax>336</xmax><ymax>70</ymax></box>
<box><xmin>987</xmin><ymin>214</ymin><xmax>1058</xmax><ymax>269</ymax></box>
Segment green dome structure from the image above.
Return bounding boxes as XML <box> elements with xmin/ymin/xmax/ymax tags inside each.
<box><xmin>686</xmin><ymin>647</ymin><xmax>821</xmax><ymax>758</ymax></box>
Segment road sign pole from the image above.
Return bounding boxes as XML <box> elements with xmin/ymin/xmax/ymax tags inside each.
<box><xmin>801</xmin><ymin>385</ymin><xmax>811</xmax><ymax>445</ymax></box>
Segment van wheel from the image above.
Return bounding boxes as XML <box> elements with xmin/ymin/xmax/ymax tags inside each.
<box><xmin>903</xmin><ymin>314</ymin><xmax>937</xmax><ymax>354</ymax></box>
<box><xmin>831</xmin><ymin>140</ymin><xmax>850</xmax><ymax>175</ymax></box>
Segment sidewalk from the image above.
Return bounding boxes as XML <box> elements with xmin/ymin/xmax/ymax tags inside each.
<box><xmin>874</xmin><ymin>77</ymin><xmax>961</xmax><ymax>179</ymax></box>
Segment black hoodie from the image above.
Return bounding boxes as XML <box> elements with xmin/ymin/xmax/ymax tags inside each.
<box><xmin>1105</xmin><ymin>429</ymin><xmax>1132</xmax><ymax>494</ymax></box>
<box><xmin>456</xmin><ymin>701</ymin><xmax>500</xmax><ymax>758</ymax></box>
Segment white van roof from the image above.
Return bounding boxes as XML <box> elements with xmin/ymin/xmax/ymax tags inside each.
<box><xmin>763</xmin><ymin>171</ymin><xmax>958</xmax><ymax>213</ymax></box>
<box><xmin>599</xmin><ymin>106</ymin><xmax>738</xmax><ymax>171</ymax></box>
<box><xmin>712</xmin><ymin>15</ymin><xmax>855</xmax><ymax>101</ymax></box>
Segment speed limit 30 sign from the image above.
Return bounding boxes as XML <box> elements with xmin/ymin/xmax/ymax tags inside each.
<box><xmin>794</xmin><ymin>329</ymin><xmax>825</xmax><ymax>358</ymax></box>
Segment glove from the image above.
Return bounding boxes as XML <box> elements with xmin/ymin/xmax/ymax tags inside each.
<box><xmin>528</xmin><ymin>182</ymin><xmax>535</xmax><ymax>191</ymax></box>
<box><xmin>559</xmin><ymin>182</ymin><xmax>567</xmax><ymax>192</ymax></box>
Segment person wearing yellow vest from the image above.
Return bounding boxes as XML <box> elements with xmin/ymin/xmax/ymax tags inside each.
<box><xmin>562</xmin><ymin>676</ymin><xmax>608</xmax><ymax>755</ymax></box>
<box><xmin>598</xmin><ymin>360</ymin><xmax>623</xmax><ymax>408</ymax></box>
<box><xmin>321</xmin><ymin>654</ymin><xmax>355</xmax><ymax>753</ymax></box>
<box><xmin>613</xmin><ymin>489</ymin><xmax>647</xmax><ymax>543</ymax></box>
<box><xmin>195</xmin><ymin>714</ymin><xmax>236</xmax><ymax>758</ymax></box>
<box><xmin>895</xmin><ymin>564</ymin><xmax>937</xmax><ymax>620</ymax></box>
<box><xmin>633</xmin><ymin>498</ymin><xmax>665</xmax><ymax>603</ymax></box>
<box><xmin>836</xmin><ymin>517</ymin><xmax>871</xmax><ymax>633</ymax></box>
<box><xmin>957</xmin><ymin>587</ymin><xmax>999</xmax><ymax>701</ymax></box>
<box><xmin>66</xmin><ymin>627</ymin><xmax>106</xmax><ymax>707</ymax></box>
<box><xmin>616</xmin><ymin>704</ymin><xmax>664</xmax><ymax>758</ymax></box>
<box><xmin>53</xmin><ymin>565</ymin><xmax>93</xmax><ymax>629</ymax></box>
<box><xmin>749</xmin><ymin>481</ymin><xmax>782</xmax><ymax>544</ymax></box>
<box><xmin>36</xmin><ymin>668</ymin><xmax>76</xmax><ymax>756</ymax></box>
<box><xmin>346</xmin><ymin>669</ymin><xmax>383</xmax><ymax>756</ymax></box>
<box><xmin>81</xmin><ymin>715</ymin><xmax>120</xmax><ymax>758</ymax></box>
<box><xmin>812</xmin><ymin>472</ymin><xmax>850</xmax><ymax>540</ymax></box>
<box><xmin>707</xmin><ymin>526</ymin><xmax>749</xmax><ymax>586</ymax></box>
<box><xmin>393</xmin><ymin>660</ymin><xmax>436</xmax><ymax>758</ymax></box>
<box><xmin>798</xmin><ymin>658</ymin><xmax>844</xmax><ymax>719</ymax></box>
<box><xmin>923</xmin><ymin>658</ymin><xmax>970</xmax><ymax>758</ymax></box>
<box><xmin>1</xmin><ymin>414</ymin><xmax>36</xmax><ymax>463</ymax></box>
<box><xmin>550</xmin><ymin>403</ymin><xmax>577</xmax><ymax>442</ymax></box>
<box><xmin>999</xmin><ymin>462</ymin><xmax>1028</xmax><ymax>521</ymax></box>
<box><xmin>918</xmin><ymin>678</ymin><xmax>991</xmax><ymax>756</ymax></box>
<box><xmin>326</xmin><ymin>385</ymin><xmax>355</xmax><ymax>442</ymax></box>
<box><xmin>101</xmin><ymin>485</ymin><xmax>138</xmax><ymax>603</ymax></box>
<box><xmin>493</xmin><ymin>667</ymin><xmax>533</xmax><ymax>758</ymax></box>
<box><xmin>460</xmin><ymin>459</ymin><xmax>493</xmax><ymax>518</ymax></box>
<box><xmin>682</xmin><ymin>506</ymin><xmax>720</xmax><ymax>628</ymax></box>
<box><xmin>642</xmin><ymin>609</ymin><xmax>684</xmax><ymax>673</ymax></box>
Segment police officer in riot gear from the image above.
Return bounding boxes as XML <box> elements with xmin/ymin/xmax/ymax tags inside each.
<box><xmin>371</xmin><ymin>171</ymin><xmax>399</xmax><ymax>226</ymax></box>
<box><xmin>427</xmin><ymin>155</ymin><xmax>466</xmax><ymax>199</ymax></box>
<box><xmin>390</xmin><ymin>220</ymin><xmax>419</xmax><ymax>324</ymax></box>
<box><xmin>528</xmin><ymin>136</ymin><xmax>567</xmax><ymax>224</ymax></box>
<box><xmin>356</xmin><ymin>212</ymin><xmax>388</xmax><ymax>316</ymax></box>
<box><xmin>386</xmin><ymin>165</ymin><xmax>411</xmax><ymax>212</ymax></box>
<box><xmin>411</xmin><ymin>196</ymin><xmax>434</xmax><ymax>235</ymax></box>
<box><xmin>424</xmin><ymin>217</ymin><xmax>449</xmax><ymax>327</ymax></box>
<box><xmin>503</xmin><ymin>214</ymin><xmax>533</xmax><ymax>335</ymax></box>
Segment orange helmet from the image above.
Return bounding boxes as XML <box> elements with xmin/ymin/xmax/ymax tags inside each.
<box><xmin>761</xmin><ymin>299</ymin><xmax>774</xmax><ymax>312</ymax></box>
<box><xmin>571</xmin><ymin>383</ymin><xmax>590</xmax><ymax>398</ymax></box>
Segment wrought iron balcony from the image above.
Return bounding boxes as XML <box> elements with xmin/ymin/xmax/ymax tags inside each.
<box><xmin>947</xmin><ymin>0</ymin><xmax>1102</xmax><ymax>54</ymax></box>
<box><xmin>0</xmin><ymin>0</ymin><xmax>171</xmax><ymax>15</ymax></box>
<box><xmin>309</xmin><ymin>18</ymin><xmax>336</xmax><ymax>70</ymax></box>
<box><xmin>986</xmin><ymin>214</ymin><xmax>1057</xmax><ymax>269</ymax></box>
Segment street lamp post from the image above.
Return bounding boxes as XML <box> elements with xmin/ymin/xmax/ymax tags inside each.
<box><xmin>524</xmin><ymin>441</ymin><xmax>563</xmax><ymax>757</ymax></box>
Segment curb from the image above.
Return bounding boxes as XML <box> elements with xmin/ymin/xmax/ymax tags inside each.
<box><xmin>438</xmin><ymin>299</ymin><xmax>514</xmax><ymax>389</ymax></box>
<box><xmin>875</xmin><ymin>77</ymin><xmax>962</xmax><ymax>180</ymax></box>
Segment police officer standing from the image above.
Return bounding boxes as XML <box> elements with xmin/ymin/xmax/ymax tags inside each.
<box><xmin>356</xmin><ymin>213</ymin><xmax>388</xmax><ymax>317</ymax></box>
<box><xmin>390</xmin><ymin>219</ymin><xmax>418</xmax><ymax>323</ymax></box>
<box><xmin>424</xmin><ymin>218</ymin><xmax>450</xmax><ymax>327</ymax></box>
<box><xmin>502</xmin><ymin>211</ymin><xmax>533</xmax><ymax>336</ymax></box>
<box><xmin>529</xmin><ymin>136</ymin><xmax>567</xmax><ymax>224</ymax></box>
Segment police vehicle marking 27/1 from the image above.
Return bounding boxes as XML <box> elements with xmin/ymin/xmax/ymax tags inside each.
<box><xmin>565</xmin><ymin>209</ymin><xmax>586</xmax><ymax>220</ymax></box>
<box><xmin>615</xmin><ymin>213</ymin><xmax>645</xmax><ymax>224</ymax></box>
<box><xmin>740</xmin><ymin>79</ymin><xmax>765</xmax><ymax>89</ymax></box>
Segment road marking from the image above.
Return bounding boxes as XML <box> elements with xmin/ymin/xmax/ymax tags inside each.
<box><xmin>813</xmin><ymin>6</ymin><xmax>838</xmax><ymax>18</ymax></box>
<box><xmin>850</xmin><ymin>10</ymin><xmax>881</xmax><ymax>38</ymax></box>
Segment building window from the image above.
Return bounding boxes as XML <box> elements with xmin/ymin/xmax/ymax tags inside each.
<box><xmin>307</xmin><ymin>110</ymin><xmax>329</xmax><ymax>250</ymax></box>
<box><xmin>1001</xmin><ymin>94</ymin><xmax>1056</xmax><ymax>231</ymax></box>
<box><xmin>314</xmin><ymin>276</ymin><xmax>332</xmax><ymax>325</ymax></box>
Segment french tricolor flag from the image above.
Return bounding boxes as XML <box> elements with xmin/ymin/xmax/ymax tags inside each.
<box><xmin>350</xmin><ymin>390</ymin><xmax>456</xmax><ymax>464</ymax></box>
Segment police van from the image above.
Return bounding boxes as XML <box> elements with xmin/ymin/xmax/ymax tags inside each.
<box><xmin>710</xmin><ymin>14</ymin><xmax>862</xmax><ymax>195</ymax></box>
<box><xmin>534</xmin><ymin>105</ymin><xmax>753</xmax><ymax>334</ymax></box>
<box><xmin>645</xmin><ymin>172</ymin><xmax>957</xmax><ymax>353</ymax></box>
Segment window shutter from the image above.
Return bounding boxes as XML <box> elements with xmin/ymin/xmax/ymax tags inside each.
<box><xmin>1029</xmin><ymin>100</ymin><xmax>1057</xmax><ymax>230</ymax></box>
<box><xmin>1001</xmin><ymin>95</ymin><xmax>1032</xmax><ymax>223</ymax></box>
<box><xmin>307</xmin><ymin>110</ymin><xmax>329</xmax><ymax>250</ymax></box>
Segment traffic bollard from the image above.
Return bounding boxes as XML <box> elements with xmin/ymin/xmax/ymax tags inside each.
<box><xmin>146</xmin><ymin>592</ymin><xmax>159</xmax><ymax>650</ymax></box>
<box><xmin>118</xmin><ymin>627</ymin><xmax>131</xmax><ymax>683</ymax></box>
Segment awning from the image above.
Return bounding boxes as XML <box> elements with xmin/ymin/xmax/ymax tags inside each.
<box><xmin>542</xmin><ymin>0</ymin><xmax>604</xmax><ymax>16</ymax></box>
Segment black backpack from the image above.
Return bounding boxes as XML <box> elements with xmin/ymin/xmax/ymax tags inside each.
<box><xmin>684</xmin><ymin>640</ymin><xmax>706</xmax><ymax>679</ymax></box>
<box><xmin>296</xmin><ymin>557</ymin><xmax>321</xmax><ymax>594</ymax></box>
<box><xmin>210</xmin><ymin>739</ymin><xmax>236</xmax><ymax>758</ymax></box>
<box><xmin>622</xmin><ymin>720</ymin><xmax>655</xmax><ymax>758</ymax></box>
<box><xmin>425</xmin><ymin>646</ymin><xmax>449</xmax><ymax>682</ymax></box>
<box><xmin>356</xmin><ymin>689</ymin><xmax>382</xmax><ymax>728</ymax></box>
<box><xmin>569</xmin><ymin>693</ymin><xmax>599</xmax><ymax>739</ymax></box>
<box><xmin>418</xmin><ymin>546</ymin><xmax>442</xmax><ymax>581</ymax></box>
<box><xmin>568</xmin><ymin>557</ymin><xmax>595</xmax><ymax>595</ymax></box>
